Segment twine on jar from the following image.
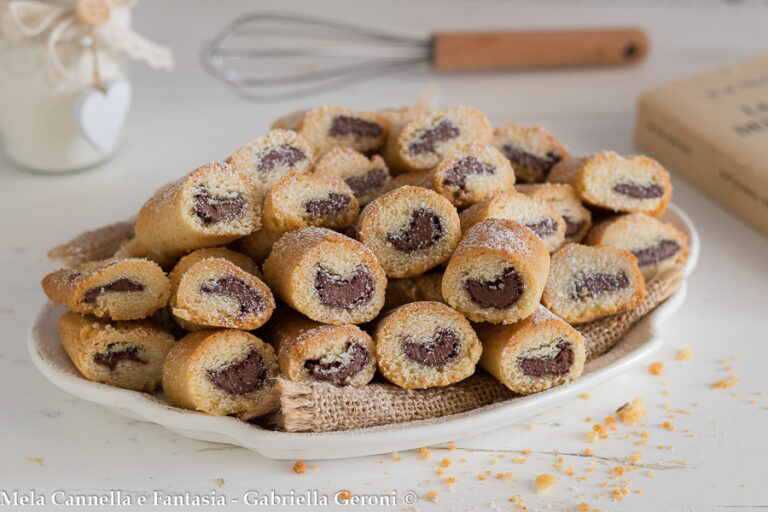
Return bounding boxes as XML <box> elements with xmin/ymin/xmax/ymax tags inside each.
<box><xmin>1</xmin><ymin>0</ymin><xmax>173</xmax><ymax>91</ymax></box>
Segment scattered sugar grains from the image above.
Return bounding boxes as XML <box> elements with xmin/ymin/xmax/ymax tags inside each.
<box><xmin>648</xmin><ymin>362</ymin><xmax>664</xmax><ymax>375</ymax></box>
<box><xmin>535</xmin><ymin>473</ymin><xmax>557</xmax><ymax>494</ymax></box>
<box><xmin>293</xmin><ymin>461</ymin><xmax>306</xmax><ymax>474</ymax></box>
<box><xmin>674</xmin><ymin>346</ymin><xmax>694</xmax><ymax>361</ymax></box>
<box><xmin>617</xmin><ymin>398</ymin><xmax>646</xmax><ymax>424</ymax></box>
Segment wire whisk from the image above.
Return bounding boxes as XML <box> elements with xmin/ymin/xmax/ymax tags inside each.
<box><xmin>201</xmin><ymin>11</ymin><xmax>648</xmax><ymax>101</ymax></box>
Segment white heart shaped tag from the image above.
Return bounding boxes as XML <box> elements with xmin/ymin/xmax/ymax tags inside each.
<box><xmin>73</xmin><ymin>79</ymin><xmax>132</xmax><ymax>154</ymax></box>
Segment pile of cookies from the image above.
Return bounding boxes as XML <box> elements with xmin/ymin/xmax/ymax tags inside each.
<box><xmin>41</xmin><ymin>104</ymin><xmax>689</xmax><ymax>421</ymax></box>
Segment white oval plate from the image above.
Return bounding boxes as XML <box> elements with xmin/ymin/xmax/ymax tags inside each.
<box><xmin>29</xmin><ymin>204</ymin><xmax>699</xmax><ymax>460</ymax></box>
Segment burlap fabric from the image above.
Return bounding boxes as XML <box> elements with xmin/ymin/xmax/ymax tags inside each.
<box><xmin>275</xmin><ymin>267</ymin><xmax>685</xmax><ymax>432</ymax></box>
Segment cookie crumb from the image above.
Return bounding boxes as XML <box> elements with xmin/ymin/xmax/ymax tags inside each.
<box><xmin>674</xmin><ymin>346</ymin><xmax>693</xmax><ymax>361</ymax></box>
<box><xmin>425</xmin><ymin>490</ymin><xmax>439</xmax><ymax>501</ymax></box>
<box><xmin>211</xmin><ymin>478</ymin><xmax>224</xmax><ymax>488</ymax></box>
<box><xmin>648</xmin><ymin>362</ymin><xmax>664</xmax><ymax>375</ymax></box>
<box><xmin>579</xmin><ymin>393</ymin><xmax>591</xmax><ymax>399</ymax></box>
<box><xmin>712</xmin><ymin>376</ymin><xmax>736</xmax><ymax>389</ymax></box>
<box><xmin>391</xmin><ymin>452</ymin><xmax>402</xmax><ymax>462</ymax></box>
<box><xmin>440</xmin><ymin>458</ymin><xmax>451</xmax><ymax>468</ymax></box>
<box><xmin>25</xmin><ymin>457</ymin><xmax>44</xmax><ymax>467</ymax></box>
<box><xmin>293</xmin><ymin>461</ymin><xmax>306</xmax><ymax>474</ymax></box>
<box><xmin>448</xmin><ymin>442</ymin><xmax>456</xmax><ymax>451</ymax></box>
<box><xmin>535</xmin><ymin>473</ymin><xmax>557</xmax><ymax>493</ymax></box>
<box><xmin>579</xmin><ymin>503</ymin><xmax>590</xmax><ymax>511</ymax></box>
<box><xmin>662</xmin><ymin>421</ymin><xmax>677</xmax><ymax>431</ymax></box>
<box><xmin>338</xmin><ymin>490</ymin><xmax>352</xmax><ymax>501</ymax></box>
<box><xmin>630</xmin><ymin>451</ymin><xmax>642</xmax><ymax>463</ymax></box>
<box><xmin>617</xmin><ymin>398</ymin><xmax>646</xmax><ymax>424</ymax></box>
<box><xmin>528</xmin><ymin>422</ymin><xmax>537</xmax><ymax>430</ymax></box>
<box><xmin>418</xmin><ymin>447</ymin><xmax>433</xmax><ymax>459</ymax></box>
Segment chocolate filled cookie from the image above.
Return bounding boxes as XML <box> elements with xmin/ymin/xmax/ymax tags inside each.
<box><xmin>169</xmin><ymin>248</ymin><xmax>274</xmax><ymax>331</ymax></box>
<box><xmin>547</xmin><ymin>152</ymin><xmax>672</xmax><ymax>216</ymax></box>
<box><xmin>356</xmin><ymin>186</ymin><xmax>461</xmax><ymax>278</ymax></box>
<box><xmin>442</xmin><ymin>219</ymin><xmax>550</xmax><ymax>324</ymax></box>
<box><xmin>420</xmin><ymin>144</ymin><xmax>516</xmax><ymax>208</ymax></box>
<box><xmin>262</xmin><ymin>227</ymin><xmax>387</xmax><ymax>325</ymax></box>
<box><xmin>493</xmin><ymin>123</ymin><xmax>569</xmax><ymax>183</ymax></box>
<box><xmin>585</xmin><ymin>213</ymin><xmax>689</xmax><ymax>281</ymax></box>
<box><xmin>58</xmin><ymin>312</ymin><xmax>174</xmax><ymax>391</ymax></box>
<box><xmin>163</xmin><ymin>329</ymin><xmax>279</xmax><ymax>417</ymax></box>
<box><xmin>262</xmin><ymin>309</ymin><xmax>376</xmax><ymax>387</ymax></box>
<box><xmin>384</xmin><ymin>272</ymin><xmax>445</xmax><ymax>311</ymax></box>
<box><xmin>262</xmin><ymin>172</ymin><xmax>359</xmax><ymax>233</ymax></box>
<box><xmin>225</xmin><ymin>129</ymin><xmax>314</xmax><ymax>196</ymax></box>
<box><xmin>384</xmin><ymin>106</ymin><xmax>492</xmax><ymax>172</ymax></box>
<box><xmin>42</xmin><ymin>258</ymin><xmax>170</xmax><ymax>320</ymax></box>
<box><xmin>476</xmin><ymin>305</ymin><xmax>586</xmax><ymax>394</ymax></box>
<box><xmin>517</xmin><ymin>183</ymin><xmax>592</xmax><ymax>244</ymax></box>
<box><xmin>374</xmin><ymin>301</ymin><xmax>482</xmax><ymax>389</ymax></box>
<box><xmin>313</xmin><ymin>147</ymin><xmax>391</xmax><ymax>206</ymax></box>
<box><xmin>542</xmin><ymin>244</ymin><xmax>645</xmax><ymax>324</ymax></box>
<box><xmin>271</xmin><ymin>106</ymin><xmax>388</xmax><ymax>156</ymax></box>
<box><xmin>135</xmin><ymin>162</ymin><xmax>261</xmax><ymax>259</ymax></box>
<box><xmin>459</xmin><ymin>190</ymin><xmax>566</xmax><ymax>252</ymax></box>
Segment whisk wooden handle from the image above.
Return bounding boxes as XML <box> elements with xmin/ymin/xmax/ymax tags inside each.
<box><xmin>431</xmin><ymin>28</ymin><xmax>648</xmax><ymax>71</ymax></box>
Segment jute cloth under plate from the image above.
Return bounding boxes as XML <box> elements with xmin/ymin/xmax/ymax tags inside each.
<box><xmin>273</xmin><ymin>267</ymin><xmax>685</xmax><ymax>432</ymax></box>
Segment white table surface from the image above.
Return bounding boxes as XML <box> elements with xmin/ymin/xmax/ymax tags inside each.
<box><xmin>2</xmin><ymin>1</ymin><xmax>767</xmax><ymax>510</ymax></box>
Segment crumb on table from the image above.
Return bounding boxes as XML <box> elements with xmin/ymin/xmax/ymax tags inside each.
<box><xmin>617</xmin><ymin>398</ymin><xmax>646</xmax><ymax>424</ymax></box>
<box><xmin>535</xmin><ymin>473</ymin><xmax>557</xmax><ymax>494</ymax></box>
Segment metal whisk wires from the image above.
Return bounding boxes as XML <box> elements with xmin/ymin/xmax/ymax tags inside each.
<box><xmin>201</xmin><ymin>12</ymin><xmax>429</xmax><ymax>101</ymax></box>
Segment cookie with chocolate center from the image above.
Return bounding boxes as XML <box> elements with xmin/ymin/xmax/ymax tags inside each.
<box><xmin>42</xmin><ymin>257</ymin><xmax>170</xmax><ymax>320</ymax></box>
<box><xmin>542</xmin><ymin>243</ymin><xmax>645</xmax><ymax>324</ymax></box>
<box><xmin>263</xmin><ymin>309</ymin><xmax>376</xmax><ymax>387</ymax></box>
<box><xmin>163</xmin><ymin>329</ymin><xmax>279</xmax><ymax>418</ymax></box>
<box><xmin>442</xmin><ymin>219</ymin><xmax>550</xmax><ymax>324</ymax></box>
<box><xmin>476</xmin><ymin>305</ymin><xmax>586</xmax><ymax>394</ymax></box>
<box><xmin>493</xmin><ymin>123</ymin><xmax>569</xmax><ymax>183</ymax></box>
<box><xmin>374</xmin><ymin>301</ymin><xmax>482</xmax><ymax>389</ymax></box>
<box><xmin>420</xmin><ymin>144</ymin><xmax>516</xmax><ymax>208</ymax></box>
<box><xmin>547</xmin><ymin>152</ymin><xmax>672</xmax><ymax>217</ymax></box>
<box><xmin>58</xmin><ymin>312</ymin><xmax>175</xmax><ymax>391</ymax></box>
<box><xmin>263</xmin><ymin>227</ymin><xmax>386</xmax><ymax>325</ymax></box>
<box><xmin>135</xmin><ymin>162</ymin><xmax>262</xmax><ymax>259</ymax></box>
<box><xmin>356</xmin><ymin>186</ymin><xmax>461</xmax><ymax>278</ymax></box>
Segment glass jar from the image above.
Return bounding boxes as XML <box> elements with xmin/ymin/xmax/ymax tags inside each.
<box><xmin>0</xmin><ymin>4</ymin><xmax>130</xmax><ymax>173</ymax></box>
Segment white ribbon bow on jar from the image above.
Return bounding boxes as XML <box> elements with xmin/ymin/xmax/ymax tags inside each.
<box><xmin>1</xmin><ymin>0</ymin><xmax>174</xmax><ymax>153</ymax></box>
<box><xmin>1</xmin><ymin>0</ymin><xmax>174</xmax><ymax>89</ymax></box>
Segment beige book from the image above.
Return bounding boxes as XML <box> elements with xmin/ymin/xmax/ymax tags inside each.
<box><xmin>634</xmin><ymin>53</ymin><xmax>768</xmax><ymax>237</ymax></box>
